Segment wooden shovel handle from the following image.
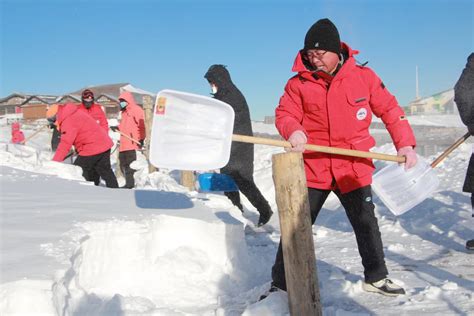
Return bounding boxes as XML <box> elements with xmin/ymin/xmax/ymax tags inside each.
<box><xmin>232</xmin><ymin>134</ymin><xmax>406</xmax><ymax>163</ymax></box>
<box><xmin>430</xmin><ymin>132</ymin><xmax>470</xmax><ymax>168</ymax></box>
<box><xmin>21</xmin><ymin>125</ymin><xmax>49</xmax><ymax>144</ymax></box>
<box><xmin>118</xmin><ymin>130</ymin><xmax>141</xmax><ymax>146</ymax></box>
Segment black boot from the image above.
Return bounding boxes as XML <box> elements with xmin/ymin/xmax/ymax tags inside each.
<box><xmin>259</xmin><ymin>284</ymin><xmax>284</xmax><ymax>301</ymax></box>
<box><xmin>466</xmin><ymin>239</ymin><xmax>474</xmax><ymax>250</ymax></box>
<box><xmin>257</xmin><ymin>210</ymin><xmax>273</xmax><ymax>227</ymax></box>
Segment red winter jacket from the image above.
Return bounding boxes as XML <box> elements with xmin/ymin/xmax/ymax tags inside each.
<box><xmin>77</xmin><ymin>102</ymin><xmax>109</xmax><ymax>132</ymax></box>
<box><xmin>53</xmin><ymin>103</ymin><xmax>113</xmax><ymax>162</ymax></box>
<box><xmin>275</xmin><ymin>43</ymin><xmax>416</xmax><ymax>193</ymax></box>
<box><xmin>117</xmin><ymin>91</ymin><xmax>145</xmax><ymax>152</ymax></box>
<box><xmin>11</xmin><ymin>122</ymin><xmax>25</xmax><ymax>144</ymax></box>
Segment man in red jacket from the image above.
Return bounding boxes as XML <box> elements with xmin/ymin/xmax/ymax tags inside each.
<box><xmin>110</xmin><ymin>91</ymin><xmax>145</xmax><ymax>188</ymax></box>
<box><xmin>52</xmin><ymin>103</ymin><xmax>118</xmax><ymax>188</ymax></box>
<box><xmin>267</xmin><ymin>18</ymin><xmax>417</xmax><ymax>298</ymax></box>
<box><xmin>76</xmin><ymin>89</ymin><xmax>111</xmax><ymax>184</ymax></box>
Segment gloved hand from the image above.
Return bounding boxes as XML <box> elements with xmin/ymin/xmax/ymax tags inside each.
<box><xmin>139</xmin><ymin>139</ymin><xmax>145</xmax><ymax>148</ymax></box>
<box><xmin>47</xmin><ymin>115</ymin><xmax>57</xmax><ymax>128</ymax></box>
<box><xmin>468</xmin><ymin>125</ymin><xmax>474</xmax><ymax>136</ymax></box>
<box><xmin>287</xmin><ymin>130</ymin><xmax>307</xmax><ymax>152</ymax></box>
<box><xmin>110</xmin><ymin>126</ymin><xmax>119</xmax><ymax>132</ymax></box>
<box><xmin>397</xmin><ymin>146</ymin><xmax>417</xmax><ymax>170</ymax></box>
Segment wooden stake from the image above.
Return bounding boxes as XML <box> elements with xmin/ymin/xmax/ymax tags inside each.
<box><xmin>143</xmin><ymin>95</ymin><xmax>156</xmax><ymax>173</ymax></box>
<box><xmin>272</xmin><ymin>152</ymin><xmax>322</xmax><ymax>316</ymax></box>
<box><xmin>181</xmin><ymin>171</ymin><xmax>195</xmax><ymax>191</ymax></box>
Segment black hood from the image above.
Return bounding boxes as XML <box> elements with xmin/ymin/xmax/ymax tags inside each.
<box><xmin>204</xmin><ymin>64</ymin><xmax>234</xmax><ymax>92</ymax></box>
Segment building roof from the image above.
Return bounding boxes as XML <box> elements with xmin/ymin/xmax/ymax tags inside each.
<box><xmin>0</xmin><ymin>93</ymin><xmax>58</xmax><ymax>105</ymax></box>
<box><xmin>1</xmin><ymin>83</ymin><xmax>154</xmax><ymax>108</ymax></box>
<box><xmin>70</xmin><ymin>83</ymin><xmax>130</xmax><ymax>99</ymax></box>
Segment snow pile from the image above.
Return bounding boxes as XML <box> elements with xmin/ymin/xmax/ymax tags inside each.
<box><xmin>52</xmin><ymin>211</ymin><xmax>254</xmax><ymax>315</ymax></box>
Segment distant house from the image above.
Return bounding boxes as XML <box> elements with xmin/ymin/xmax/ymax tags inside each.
<box><xmin>263</xmin><ymin>116</ymin><xmax>275</xmax><ymax>124</ymax></box>
<box><xmin>0</xmin><ymin>93</ymin><xmax>57</xmax><ymax>119</ymax></box>
<box><xmin>0</xmin><ymin>83</ymin><xmax>155</xmax><ymax>120</ymax></box>
<box><xmin>406</xmin><ymin>89</ymin><xmax>456</xmax><ymax>115</ymax></box>
<box><xmin>96</xmin><ymin>94</ymin><xmax>120</xmax><ymax>117</ymax></box>
<box><xmin>22</xmin><ymin>95</ymin><xmax>57</xmax><ymax>120</ymax></box>
<box><xmin>0</xmin><ymin>93</ymin><xmax>29</xmax><ymax>116</ymax></box>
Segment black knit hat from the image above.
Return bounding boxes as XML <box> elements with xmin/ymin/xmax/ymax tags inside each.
<box><xmin>303</xmin><ymin>18</ymin><xmax>341</xmax><ymax>55</ymax></box>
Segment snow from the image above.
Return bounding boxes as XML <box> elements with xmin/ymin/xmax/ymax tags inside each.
<box><xmin>1</xmin><ymin>115</ymin><xmax>473</xmax><ymax>316</ymax></box>
<box><xmin>372</xmin><ymin>113</ymin><xmax>465</xmax><ymax>127</ymax></box>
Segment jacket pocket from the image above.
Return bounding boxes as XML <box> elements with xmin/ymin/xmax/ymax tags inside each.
<box><xmin>350</xmin><ymin>137</ymin><xmax>376</xmax><ymax>178</ymax></box>
<box><xmin>346</xmin><ymin>94</ymin><xmax>369</xmax><ymax>107</ymax></box>
<box><xmin>345</xmin><ymin>89</ymin><xmax>371</xmax><ymax>123</ymax></box>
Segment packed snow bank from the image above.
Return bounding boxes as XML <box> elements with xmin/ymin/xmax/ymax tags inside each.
<box><xmin>0</xmin><ymin>280</ymin><xmax>56</xmax><ymax>316</ymax></box>
<box><xmin>52</xmin><ymin>209</ymin><xmax>256</xmax><ymax>315</ymax></box>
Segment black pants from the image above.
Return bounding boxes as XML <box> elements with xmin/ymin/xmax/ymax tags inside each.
<box><xmin>463</xmin><ymin>154</ymin><xmax>474</xmax><ymax>217</ymax></box>
<box><xmin>74</xmin><ymin>149</ymin><xmax>118</xmax><ymax>188</ymax></box>
<box><xmin>51</xmin><ymin>127</ymin><xmax>61</xmax><ymax>152</ymax></box>
<box><xmin>119</xmin><ymin>150</ymin><xmax>137</xmax><ymax>188</ymax></box>
<box><xmin>271</xmin><ymin>185</ymin><xmax>388</xmax><ymax>290</ymax></box>
<box><xmin>223</xmin><ymin>170</ymin><xmax>272</xmax><ymax>217</ymax></box>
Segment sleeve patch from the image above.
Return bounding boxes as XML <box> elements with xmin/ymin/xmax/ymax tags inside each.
<box><xmin>399</xmin><ymin>115</ymin><xmax>407</xmax><ymax>121</ymax></box>
<box><xmin>381</xmin><ymin>82</ymin><xmax>386</xmax><ymax>89</ymax></box>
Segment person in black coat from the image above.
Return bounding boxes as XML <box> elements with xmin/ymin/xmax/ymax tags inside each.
<box><xmin>454</xmin><ymin>52</ymin><xmax>474</xmax><ymax>250</ymax></box>
<box><xmin>205</xmin><ymin>64</ymin><xmax>273</xmax><ymax>226</ymax></box>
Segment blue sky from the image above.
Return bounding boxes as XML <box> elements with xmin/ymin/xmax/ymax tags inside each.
<box><xmin>1</xmin><ymin>0</ymin><xmax>472</xmax><ymax>120</ymax></box>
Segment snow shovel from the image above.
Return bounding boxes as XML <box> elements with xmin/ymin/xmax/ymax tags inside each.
<box><xmin>372</xmin><ymin>132</ymin><xmax>470</xmax><ymax>216</ymax></box>
<box><xmin>149</xmin><ymin>89</ymin><xmax>405</xmax><ymax>171</ymax></box>
<box><xmin>197</xmin><ymin>173</ymin><xmax>239</xmax><ymax>192</ymax></box>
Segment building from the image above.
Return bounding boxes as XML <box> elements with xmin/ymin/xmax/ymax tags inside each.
<box><xmin>0</xmin><ymin>93</ymin><xmax>57</xmax><ymax>120</ymax></box>
<box><xmin>406</xmin><ymin>89</ymin><xmax>456</xmax><ymax>115</ymax></box>
<box><xmin>263</xmin><ymin>116</ymin><xmax>275</xmax><ymax>124</ymax></box>
<box><xmin>0</xmin><ymin>83</ymin><xmax>155</xmax><ymax>120</ymax></box>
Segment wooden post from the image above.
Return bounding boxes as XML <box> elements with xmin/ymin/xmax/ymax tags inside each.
<box><xmin>115</xmin><ymin>147</ymin><xmax>123</xmax><ymax>178</ymax></box>
<box><xmin>142</xmin><ymin>95</ymin><xmax>156</xmax><ymax>173</ymax></box>
<box><xmin>272</xmin><ymin>152</ymin><xmax>322</xmax><ymax>316</ymax></box>
<box><xmin>181</xmin><ymin>171</ymin><xmax>195</xmax><ymax>191</ymax></box>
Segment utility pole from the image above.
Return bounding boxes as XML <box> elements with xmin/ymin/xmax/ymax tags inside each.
<box><xmin>415</xmin><ymin>65</ymin><xmax>420</xmax><ymax>101</ymax></box>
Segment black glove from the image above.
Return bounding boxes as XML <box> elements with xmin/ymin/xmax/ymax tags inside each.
<box><xmin>110</xmin><ymin>126</ymin><xmax>119</xmax><ymax>132</ymax></box>
<box><xmin>139</xmin><ymin>139</ymin><xmax>145</xmax><ymax>148</ymax></box>
<box><xmin>47</xmin><ymin>115</ymin><xmax>57</xmax><ymax>128</ymax></box>
<box><xmin>468</xmin><ymin>125</ymin><xmax>474</xmax><ymax>136</ymax></box>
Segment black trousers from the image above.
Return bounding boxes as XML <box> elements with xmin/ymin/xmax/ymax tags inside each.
<box><xmin>271</xmin><ymin>185</ymin><xmax>388</xmax><ymax>290</ymax></box>
<box><xmin>223</xmin><ymin>170</ymin><xmax>272</xmax><ymax>217</ymax></box>
<box><xmin>51</xmin><ymin>127</ymin><xmax>61</xmax><ymax>152</ymax></box>
<box><xmin>119</xmin><ymin>150</ymin><xmax>137</xmax><ymax>188</ymax></box>
<box><xmin>74</xmin><ymin>149</ymin><xmax>118</xmax><ymax>188</ymax></box>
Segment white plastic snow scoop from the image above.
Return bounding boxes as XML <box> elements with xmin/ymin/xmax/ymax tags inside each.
<box><xmin>149</xmin><ymin>90</ymin><xmax>235</xmax><ymax>170</ymax></box>
<box><xmin>373</xmin><ymin>132</ymin><xmax>470</xmax><ymax>216</ymax></box>
<box><xmin>149</xmin><ymin>90</ymin><xmax>405</xmax><ymax>170</ymax></box>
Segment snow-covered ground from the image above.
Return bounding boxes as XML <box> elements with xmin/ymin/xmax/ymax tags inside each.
<box><xmin>1</xmin><ymin>115</ymin><xmax>473</xmax><ymax>316</ymax></box>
